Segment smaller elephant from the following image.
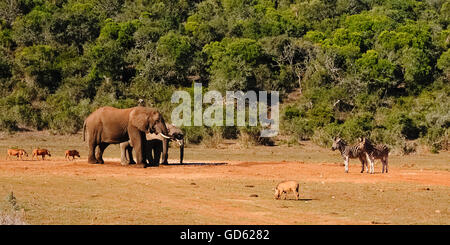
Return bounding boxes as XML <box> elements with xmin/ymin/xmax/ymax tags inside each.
<box><xmin>120</xmin><ymin>123</ymin><xmax>184</xmax><ymax>166</ymax></box>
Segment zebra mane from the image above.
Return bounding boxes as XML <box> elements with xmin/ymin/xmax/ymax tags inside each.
<box><xmin>339</xmin><ymin>139</ymin><xmax>348</xmax><ymax>146</ymax></box>
<box><xmin>361</xmin><ymin>137</ymin><xmax>375</xmax><ymax>151</ymax></box>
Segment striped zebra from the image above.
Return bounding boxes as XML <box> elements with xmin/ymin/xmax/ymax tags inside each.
<box><xmin>331</xmin><ymin>137</ymin><xmax>367</xmax><ymax>173</ymax></box>
<box><xmin>358</xmin><ymin>137</ymin><xmax>390</xmax><ymax>174</ymax></box>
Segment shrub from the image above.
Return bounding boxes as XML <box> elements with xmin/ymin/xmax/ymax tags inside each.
<box><xmin>311</xmin><ymin>127</ymin><xmax>334</xmax><ymax>148</ymax></box>
<box><xmin>200</xmin><ymin>126</ymin><xmax>224</xmax><ymax>148</ymax></box>
<box><xmin>238</xmin><ymin>125</ymin><xmax>274</xmax><ymax>147</ymax></box>
<box><xmin>340</xmin><ymin>112</ymin><xmax>374</xmax><ymax>141</ymax></box>
<box><xmin>44</xmin><ymin>91</ymin><xmax>92</xmax><ymax>134</ymax></box>
<box><xmin>282</xmin><ymin>117</ymin><xmax>314</xmax><ymax>141</ymax></box>
<box><xmin>424</xmin><ymin>127</ymin><xmax>449</xmax><ymax>153</ymax></box>
<box><xmin>385</xmin><ymin>112</ymin><xmax>424</xmax><ymax>140</ymax></box>
<box><xmin>400</xmin><ymin>141</ymin><xmax>417</xmax><ymax>155</ymax></box>
<box><xmin>181</xmin><ymin>126</ymin><xmax>208</xmax><ymax>145</ymax></box>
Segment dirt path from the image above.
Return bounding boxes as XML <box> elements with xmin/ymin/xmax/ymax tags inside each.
<box><xmin>1</xmin><ymin>158</ymin><xmax>448</xmax><ymax>187</ymax></box>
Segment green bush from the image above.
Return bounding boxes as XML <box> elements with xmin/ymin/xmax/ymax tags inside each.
<box><xmin>385</xmin><ymin>112</ymin><xmax>424</xmax><ymax>140</ymax></box>
<box><xmin>425</xmin><ymin>127</ymin><xmax>449</xmax><ymax>153</ymax></box>
<box><xmin>181</xmin><ymin>126</ymin><xmax>208</xmax><ymax>145</ymax></box>
<box><xmin>281</xmin><ymin>117</ymin><xmax>314</xmax><ymax>141</ymax></box>
<box><xmin>238</xmin><ymin>125</ymin><xmax>274</xmax><ymax>147</ymax></box>
<box><xmin>44</xmin><ymin>91</ymin><xmax>92</xmax><ymax>134</ymax></box>
<box><xmin>340</xmin><ymin>112</ymin><xmax>374</xmax><ymax>140</ymax></box>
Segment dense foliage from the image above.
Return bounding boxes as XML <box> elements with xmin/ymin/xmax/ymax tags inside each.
<box><xmin>0</xmin><ymin>0</ymin><xmax>448</xmax><ymax>152</ymax></box>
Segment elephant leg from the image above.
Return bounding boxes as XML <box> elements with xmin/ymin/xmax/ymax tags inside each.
<box><xmin>127</xmin><ymin>145</ymin><xmax>136</xmax><ymax>164</ymax></box>
<box><xmin>128</xmin><ymin>127</ymin><xmax>146</xmax><ymax>168</ymax></box>
<box><xmin>145</xmin><ymin>143</ymin><xmax>155</xmax><ymax>166</ymax></box>
<box><xmin>153</xmin><ymin>141</ymin><xmax>162</xmax><ymax>166</ymax></box>
<box><xmin>95</xmin><ymin>143</ymin><xmax>109</xmax><ymax>164</ymax></box>
<box><xmin>88</xmin><ymin>141</ymin><xmax>98</xmax><ymax>164</ymax></box>
<box><xmin>120</xmin><ymin>142</ymin><xmax>131</xmax><ymax>165</ymax></box>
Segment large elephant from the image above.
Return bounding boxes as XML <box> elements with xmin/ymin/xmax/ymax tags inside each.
<box><xmin>120</xmin><ymin>123</ymin><xmax>184</xmax><ymax>166</ymax></box>
<box><xmin>83</xmin><ymin>106</ymin><xmax>170</xmax><ymax>167</ymax></box>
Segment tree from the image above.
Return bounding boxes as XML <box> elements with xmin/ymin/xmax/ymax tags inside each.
<box><xmin>15</xmin><ymin>45</ymin><xmax>61</xmax><ymax>92</ymax></box>
<box><xmin>203</xmin><ymin>38</ymin><xmax>266</xmax><ymax>91</ymax></box>
<box><xmin>12</xmin><ymin>8</ymin><xmax>52</xmax><ymax>46</ymax></box>
<box><xmin>50</xmin><ymin>2</ymin><xmax>101</xmax><ymax>53</ymax></box>
<box><xmin>355</xmin><ymin>49</ymin><xmax>397</xmax><ymax>91</ymax></box>
<box><xmin>437</xmin><ymin>49</ymin><xmax>450</xmax><ymax>79</ymax></box>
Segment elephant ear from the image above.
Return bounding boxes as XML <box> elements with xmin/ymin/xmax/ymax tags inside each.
<box><xmin>150</xmin><ymin>110</ymin><xmax>162</xmax><ymax>127</ymax></box>
<box><xmin>130</xmin><ymin>107</ymin><xmax>150</xmax><ymax>132</ymax></box>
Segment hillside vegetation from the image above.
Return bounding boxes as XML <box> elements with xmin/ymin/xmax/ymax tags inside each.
<box><xmin>0</xmin><ymin>0</ymin><xmax>448</xmax><ymax>153</ymax></box>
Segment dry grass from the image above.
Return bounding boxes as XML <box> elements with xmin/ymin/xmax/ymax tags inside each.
<box><xmin>0</xmin><ymin>172</ymin><xmax>448</xmax><ymax>225</ymax></box>
<box><xmin>0</xmin><ymin>192</ymin><xmax>27</xmax><ymax>225</ymax></box>
<box><xmin>0</xmin><ymin>212</ymin><xmax>26</xmax><ymax>225</ymax></box>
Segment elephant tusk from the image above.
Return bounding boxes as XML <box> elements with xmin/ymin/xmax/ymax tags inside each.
<box><xmin>176</xmin><ymin>139</ymin><xmax>182</xmax><ymax>146</ymax></box>
<box><xmin>160</xmin><ymin>133</ymin><xmax>172</xmax><ymax>139</ymax></box>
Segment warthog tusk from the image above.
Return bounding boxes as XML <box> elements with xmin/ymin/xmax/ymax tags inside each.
<box><xmin>160</xmin><ymin>133</ymin><xmax>171</xmax><ymax>139</ymax></box>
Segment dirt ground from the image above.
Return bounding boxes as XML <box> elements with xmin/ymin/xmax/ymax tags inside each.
<box><xmin>0</xmin><ymin>131</ymin><xmax>449</xmax><ymax>225</ymax></box>
<box><xmin>0</xmin><ymin>157</ymin><xmax>449</xmax><ymax>225</ymax></box>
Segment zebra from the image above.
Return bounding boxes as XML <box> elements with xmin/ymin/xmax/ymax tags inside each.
<box><xmin>331</xmin><ymin>137</ymin><xmax>367</xmax><ymax>173</ymax></box>
<box><xmin>358</xmin><ymin>137</ymin><xmax>390</xmax><ymax>174</ymax></box>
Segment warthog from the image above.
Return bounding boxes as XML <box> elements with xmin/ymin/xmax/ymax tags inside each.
<box><xmin>65</xmin><ymin>150</ymin><xmax>80</xmax><ymax>161</ymax></box>
<box><xmin>32</xmin><ymin>148</ymin><xmax>51</xmax><ymax>160</ymax></box>
<box><xmin>274</xmin><ymin>180</ymin><xmax>300</xmax><ymax>200</ymax></box>
<box><xmin>6</xmin><ymin>149</ymin><xmax>28</xmax><ymax>160</ymax></box>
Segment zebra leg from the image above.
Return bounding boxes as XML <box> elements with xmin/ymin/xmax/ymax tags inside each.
<box><xmin>370</xmin><ymin>156</ymin><xmax>375</xmax><ymax>174</ymax></box>
<box><xmin>344</xmin><ymin>156</ymin><xmax>349</xmax><ymax>173</ymax></box>
<box><xmin>365</xmin><ymin>153</ymin><xmax>374</xmax><ymax>174</ymax></box>
<box><xmin>384</xmin><ymin>157</ymin><xmax>389</xmax><ymax>173</ymax></box>
<box><xmin>359</xmin><ymin>155</ymin><xmax>365</xmax><ymax>173</ymax></box>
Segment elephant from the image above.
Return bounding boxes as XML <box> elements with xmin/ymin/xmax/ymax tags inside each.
<box><xmin>120</xmin><ymin>123</ymin><xmax>184</xmax><ymax>166</ymax></box>
<box><xmin>83</xmin><ymin>106</ymin><xmax>171</xmax><ymax>167</ymax></box>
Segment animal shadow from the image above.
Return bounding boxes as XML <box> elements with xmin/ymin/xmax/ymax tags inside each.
<box><xmin>281</xmin><ymin>198</ymin><xmax>314</xmax><ymax>201</ymax></box>
<box><xmin>164</xmin><ymin>162</ymin><xmax>227</xmax><ymax>166</ymax></box>
<box><xmin>298</xmin><ymin>198</ymin><xmax>313</xmax><ymax>201</ymax></box>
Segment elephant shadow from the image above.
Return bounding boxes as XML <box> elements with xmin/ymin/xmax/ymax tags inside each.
<box><xmin>162</xmin><ymin>162</ymin><xmax>227</xmax><ymax>166</ymax></box>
